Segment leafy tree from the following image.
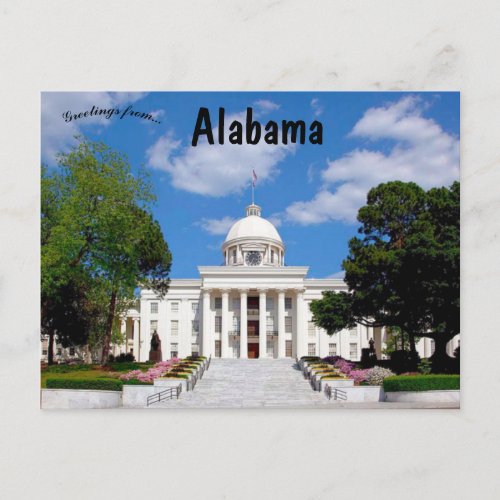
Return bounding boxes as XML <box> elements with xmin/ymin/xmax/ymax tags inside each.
<box><xmin>311</xmin><ymin>181</ymin><xmax>459</xmax><ymax>371</ymax></box>
<box><xmin>41</xmin><ymin>139</ymin><xmax>172</xmax><ymax>364</ymax></box>
<box><xmin>309</xmin><ymin>291</ymin><xmax>355</xmax><ymax>336</ymax></box>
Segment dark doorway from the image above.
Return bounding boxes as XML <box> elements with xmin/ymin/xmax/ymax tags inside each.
<box><xmin>248</xmin><ymin>296</ymin><xmax>259</xmax><ymax>310</ymax></box>
<box><xmin>248</xmin><ymin>343</ymin><xmax>259</xmax><ymax>358</ymax></box>
<box><xmin>248</xmin><ymin>320</ymin><xmax>259</xmax><ymax>336</ymax></box>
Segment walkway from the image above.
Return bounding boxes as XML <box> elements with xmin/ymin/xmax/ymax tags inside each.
<box><xmin>155</xmin><ymin>358</ymin><xmax>331</xmax><ymax>408</ymax></box>
<box><xmin>152</xmin><ymin>358</ymin><xmax>459</xmax><ymax>409</ymax></box>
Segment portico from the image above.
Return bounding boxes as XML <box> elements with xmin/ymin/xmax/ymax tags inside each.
<box><xmin>198</xmin><ymin>284</ymin><xmax>306</xmax><ymax>359</ymax></box>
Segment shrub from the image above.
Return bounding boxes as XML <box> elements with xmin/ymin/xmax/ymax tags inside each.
<box><xmin>160</xmin><ymin>373</ymin><xmax>189</xmax><ymax>379</ymax></box>
<box><xmin>390</xmin><ymin>350</ymin><xmax>421</xmax><ymax>374</ymax></box>
<box><xmin>360</xmin><ymin>348</ymin><xmax>377</xmax><ymax>368</ymax></box>
<box><xmin>321</xmin><ymin>356</ymin><xmax>344</xmax><ymax>365</ymax></box>
<box><xmin>46</xmin><ymin>378</ymin><xmax>123</xmax><ymax>391</ymax></box>
<box><xmin>349</xmin><ymin>369</ymin><xmax>371</xmax><ymax>384</ymax></box>
<box><xmin>108</xmin><ymin>362</ymin><xmax>154</xmax><ymax>372</ymax></box>
<box><xmin>383</xmin><ymin>375</ymin><xmax>460</xmax><ymax>392</ymax></box>
<box><xmin>417</xmin><ymin>358</ymin><xmax>432</xmax><ymax>375</ymax></box>
<box><xmin>44</xmin><ymin>364</ymin><xmax>95</xmax><ymax>374</ymax></box>
<box><xmin>121</xmin><ymin>379</ymin><xmax>153</xmax><ymax>386</ymax></box>
<box><xmin>301</xmin><ymin>356</ymin><xmax>321</xmax><ymax>362</ymax></box>
<box><xmin>365</xmin><ymin>366</ymin><xmax>395</xmax><ymax>385</ymax></box>
<box><xmin>113</xmin><ymin>353</ymin><xmax>136</xmax><ymax>363</ymax></box>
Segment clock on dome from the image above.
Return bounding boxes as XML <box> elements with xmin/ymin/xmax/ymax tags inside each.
<box><xmin>245</xmin><ymin>251</ymin><xmax>262</xmax><ymax>266</ymax></box>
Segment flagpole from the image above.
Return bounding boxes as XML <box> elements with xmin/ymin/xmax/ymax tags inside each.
<box><xmin>251</xmin><ymin>177</ymin><xmax>254</xmax><ymax>205</ymax></box>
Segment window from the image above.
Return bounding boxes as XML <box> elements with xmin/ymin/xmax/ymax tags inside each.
<box><xmin>431</xmin><ymin>340</ymin><xmax>435</xmax><ymax>355</ymax></box>
<box><xmin>69</xmin><ymin>347</ymin><xmax>75</xmax><ymax>356</ymax></box>
<box><xmin>232</xmin><ymin>316</ymin><xmax>240</xmax><ymax>332</ymax></box>
<box><xmin>232</xmin><ymin>298</ymin><xmax>240</xmax><ymax>310</ymax></box>
<box><xmin>191</xmin><ymin>302</ymin><xmax>199</xmax><ymax>314</ymax></box>
<box><xmin>329</xmin><ymin>343</ymin><xmax>337</xmax><ymax>356</ymax></box>
<box><xmin>266</xmin><ymin>316</ymin><xmax>275</xmax><ymax>333</ymax></box>
<box><xmin>285</xmin><ymin>316</ymin><xmax>292</xmax><ymax>333</ymax></box>
<box><xmin>308</xmin><ymin>343</ymin><xmax>316</xmax><ymax>356</ymax></box>
<box><xmin>191</xmin><ymin>343</ymin><xmax>199</xmax><ymax>355</ymax></box>
<box><xmin>271</xmin><ymin>249</ymin><xmax>275</xmax><ymax>263</ymax></box>
<box><xmin>285</xmin><ymin>297</ymin><xmax>292</xmax><ymax>310</ymax></box>
<box><xmin>171</xmin><ymin>320</ymin><xmax>179</xmax><ymax>336</ymax></box>
<box><xmin>150</xmin><ymin>320</ymin><xmax>158</xmax><ymax>335</ymax></box>
<box><xmin>192</xmin><ymin>320</ymin><xmax>199</xmax><ymax>334</ymax></box>
<box><xmin>266</xmin><ymin>297</ymin><xmax>274</xmax><ymax>311</ymax></box>
<box><xmin>170</xmin><ymin>302</ymin><xmax>179</xmax><ymax>312</ymax></box>
<box><xmin>308</xmin><ymin>321</ymin><xmax>316</xmax><ymax>337</ymax></box>
<box><xmin>215</xmin><ymin>340</ymin><xmax>221</xmax><ymax>357</ymax></box>
<box><xmin>150</xmin><ymin>302</ymin><xmax>158</xmax><ymax>314</ymax></box>
<box><xmin>215</xmin><ymin>316</ymin><xmax>222</xmax><ymax>333</ymax></box>
<box><xmin>232</xmin><ymin>248</ymin><xmax>237</xmax><ymax>264</ymax></box>
<box><xmin>285</xmin><ymin>340</ymin><xmax>293</xmax><ymax>357</ymax></box>
<box><xmin>215</xmin><ymin>297</ymin><xmax>222</xmax><ymax>309</ymax></box>
<box><xmin>42</xmin><ymin>349</ymin><xmax>48</xmax><ymax>356</ymax></box>
<box><xmin>57</xmin><ymin>348</ymin><xmax>62</xmax><ymax>356</ymax></box>
<box><xmin>349</xmin><ymin>343</ymin><xmax>358</xmax><ymax>360</ymax></box>
<box><xmin>170</xmin><ymin>343</ymin><xmax>178</xmax><ymax>358</ymax></box>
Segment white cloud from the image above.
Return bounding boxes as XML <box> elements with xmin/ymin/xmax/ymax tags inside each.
<box><xmin>254</xmin><ymin>99</ymin><xmax>280</xmax><ymax>113</ymax></box>
<box><xmin>310</xmin><ymin>98</ymin><xmax>324</xmax><ymax>117</ymax></box>
<box><xmin>267</xmin><ymin>213</ymin><xmax>283</xmax><ymax>228</ymax></box>
<box><xmin>286</xmin><ymin>96</ymin><xmax>459</xmax><ymax>224</ymax></box>
<box><xmin>145</xmin><ymin>108</ymin><xmax>295</xmax><ymax>196</ymax></box>
<box><xmin>41</xmin><ymin>92</ymin><xmax>147</xmax><ymax>162</ymax></box>
<box><xmin>198</xmin><ymin>216</ymin><xmax>238</xmax><ymax>236</ymax></box>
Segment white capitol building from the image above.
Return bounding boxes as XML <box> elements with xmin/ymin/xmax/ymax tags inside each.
<box><xmin>113</xmin><ymin>203</ymin><xmax>458</xmax><ymax>363</ymax></box>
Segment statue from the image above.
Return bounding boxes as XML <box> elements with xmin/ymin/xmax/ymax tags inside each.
<box><xmin>149</xmin><ymin>331</ymin><xmax>162</xmax><ymax>362</ymax></box>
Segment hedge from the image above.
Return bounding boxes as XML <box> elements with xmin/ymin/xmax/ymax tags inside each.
<box><xmin>383</xmin><ymin>375</ymin><xmax>460</xmax><ymax>392</ymax></box>
<box><xmin>121</xmin><ymin>379</ymin><xmax>153</xmax><ymax>386</ymax></box>
<box><xmin>45</xmin><ymin>378</ymin><xmax>123</xmax><ymax>391</ymax></box>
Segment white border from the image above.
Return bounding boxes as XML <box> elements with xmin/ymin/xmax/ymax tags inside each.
<box><xmin>1</xmin><ymin>1</ymin><xmax>499</xmax><ymax>498</ymax></box>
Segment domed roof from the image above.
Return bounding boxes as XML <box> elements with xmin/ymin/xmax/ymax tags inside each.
<box><xmin>224</xmin><ymin>204</ymin><xmax>282</xmax><ymax>244</ymax></box>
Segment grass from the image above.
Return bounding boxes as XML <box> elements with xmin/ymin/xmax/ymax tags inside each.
<box><xmin>40</xmin><ymin>362</ymin><xmax>154</xmax><ymax>388</ymax></box>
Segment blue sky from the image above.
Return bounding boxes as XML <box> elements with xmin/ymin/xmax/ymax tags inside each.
<box><xmin>41</xmin><ymin>91</ymin><xmax>460</xmax><ymax>279</ymax></box>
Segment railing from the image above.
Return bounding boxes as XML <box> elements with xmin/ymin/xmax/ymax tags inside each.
<box><xmin>324</xmin><ymin>385</ymin><xmax>348</xmax><ymax>401</ymax></box>
<box><xmin>147</xmin><ymin>384</ymin><xmax>182</xmax><ymax>406</ymax></box>
<box><xmin>206</xmin><ymin>355</ymin><xmax>211</xmax><ymax>370</ymax></box>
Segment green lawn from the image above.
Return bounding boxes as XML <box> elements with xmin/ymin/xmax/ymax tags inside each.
<box><xmin>40</xmin><ymin>362</ymin><xmax>155</xmax><ymax>388</ymax></box>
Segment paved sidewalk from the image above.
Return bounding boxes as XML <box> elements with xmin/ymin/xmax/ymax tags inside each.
<box><xmin>152</xmin><ymin>358</ymin><xmax>459</xmax><ymax>409</ymax></box>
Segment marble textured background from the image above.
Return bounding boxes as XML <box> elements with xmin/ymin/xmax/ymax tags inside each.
<box><xmin>1</xmin><ymin>1</ymin><xmax>499</xmax><ymax>498</ymax></box>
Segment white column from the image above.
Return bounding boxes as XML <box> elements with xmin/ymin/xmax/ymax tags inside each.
<box><xmin>139</xmin><ymin>297</ymin><xmax>149</xmax><ymax>361</ymax></box>
<box><xmin>424</xmin><ymin>337</ymin><xmax>432</xmax><ymax>358</ymax></box>
<box><xmin>202</xmin><ymin>289</ymin><xmax>211</xmax><ymax>357</ymax></box>
<box><xmin>295</xmin><ymin>288</ymin><xmax>306</xmax><ymax>358</ymax></box>
<box><xmin>159</xmin><ymin>299</ymin><xmax>169</xmax><ymax>361</ymax></box>
<box><xmin>133</xmin><ymin>318</ymin><xmax>140</xmax><ymax>360</ymax></box>
<box><xmin>180</xmin><ymin>298</ymin><xmax>189</xmax><ymax>358</ymax></box>
<box><xmin>221</xmin><ymin>289</ymin><xmax>230</xmax><ymax>358</ymax></box>
<box><xmin>277</xmin><ymin>289</ymin><xmax>286</xmax><ymax>358</ymax></box>
<box><xmin>259</xmin><ymin>289</ymin><xmax>267</xmax><ymax>358</ymax></box>
<box><xmin>239</xmin><ymin>289</ymin><xmax>248</xmax><ymax>358</ymax></box>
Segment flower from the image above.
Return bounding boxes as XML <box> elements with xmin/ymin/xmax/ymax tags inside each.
<box><xmin>119</xmin><ymin>358</ymin><xmax>180</xmax><ymax>382</ymax></box>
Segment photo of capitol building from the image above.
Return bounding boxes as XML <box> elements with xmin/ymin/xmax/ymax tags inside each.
<box><xmin>105</xmin><ymin>203</ymin><xmax>459</xmax><ymax>363</ymax></box>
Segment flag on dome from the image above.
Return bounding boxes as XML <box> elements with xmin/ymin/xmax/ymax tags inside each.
<box><xmin>252</xmin><ymin>169</ymin><xmax>257</xmax><ymax>187</ymax></box>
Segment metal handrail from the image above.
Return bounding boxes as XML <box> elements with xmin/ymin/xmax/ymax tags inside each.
<box><xmin>324</xmin><ymin>384</ymin><xmax>348</xmax><ymax>401</ymax></box>
<box><xmin>207</xmin><ymin>355</ymin><xmax>211</xmax><ymax>370</ymax></box>
<box><xmin>147</xmin><ymin>383</ymin><xmax>182</xmax><ymax>406</ymax></box>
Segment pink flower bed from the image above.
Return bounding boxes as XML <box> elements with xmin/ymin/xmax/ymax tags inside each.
<box><xmin>120</xmin><ymin>358</ymin><xmax>180</xmax><ymax>383</ymax></box>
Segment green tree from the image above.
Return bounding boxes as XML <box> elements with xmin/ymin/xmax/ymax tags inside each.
<box><xmin>41</xmin><ymin>139</ymin><xmax>172</xmax><ymax>364</ymax></box>
<box><xmin>309</xmin><ymin>291</ymin><xmax>356</xmax><ymax>336</ymax></box>
<box><xmin>311</xmin><ymin>181</ymin><xmax>459</xmax><ymax>370</ymax></box>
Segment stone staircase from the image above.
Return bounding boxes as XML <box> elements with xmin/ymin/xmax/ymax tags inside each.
<box><xmin>154</xmin><ymin>358</ymin><xmax>331</xmax><ymax>408</ymax></box>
